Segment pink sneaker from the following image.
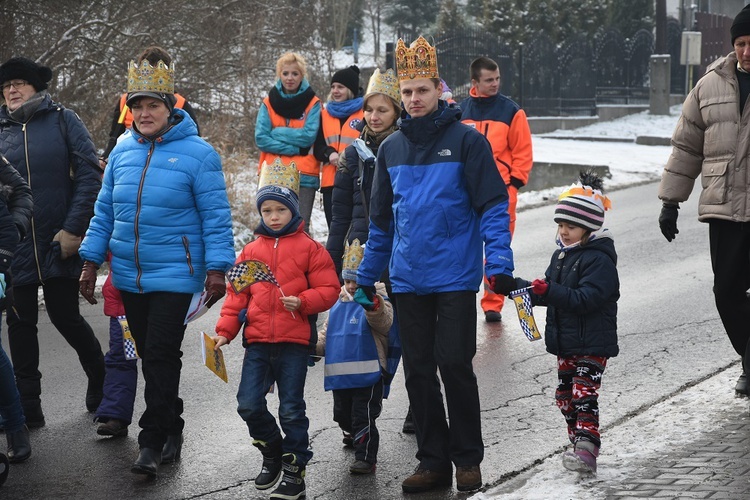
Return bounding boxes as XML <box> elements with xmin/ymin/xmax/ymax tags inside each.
<box><xmin>562</xmin><ymin>442</ymin><xmax>598</xmax><ymax>474</ymax></box>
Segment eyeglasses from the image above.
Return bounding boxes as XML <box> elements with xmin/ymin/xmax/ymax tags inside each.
<box><xmin>1</xmin><ymin>81</ymin><xmax>29</xmax><ymax>92</ymax></box>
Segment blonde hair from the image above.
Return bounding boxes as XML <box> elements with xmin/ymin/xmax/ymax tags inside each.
<box><xmin>276</xmin><ymin>52</ymin><xmax>307</xmax><ymax>79</ymax></box>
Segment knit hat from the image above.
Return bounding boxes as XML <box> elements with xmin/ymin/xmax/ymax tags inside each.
<box><xmin>256</xmin><ymin>185</ymin><xmax>300</xmax><ymax>216</ymax></box>
<box><xmin>440</xmin><ymin>78</ymin><xmax>453</xmax><ymax>101</ymax></box>
<box><xmin>554</xmin><ymin>171</ymin><xmax>612</xmax><ymax>231</ymax></box>
<box><xmin>331</xmin><ymin>65</ymin><xmax>360</xmax><ymax>97</ymax></box>
<box><xmin>256</xmin><ymin>158</ymin><xmax>300</xmax><ymax>215</ymax></box>
<box><xmin>0</xmin><ymin>57</ymin><xmax>52</xmax><ymax>92</ymax></box>
<box><xmin>732</xmin><ymin>4</ymin><xmax>750</xmax><ymax>44</ymax></box>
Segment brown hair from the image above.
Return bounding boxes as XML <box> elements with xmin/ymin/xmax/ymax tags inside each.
<box><xmin>470</xmin><ymin>56</ymin><xmax>499</xmax><ymax>82</ymax></box>
<box><xmin>137</xmin><ymin>46</ymin><xmax>172</xmax><ymax>66</ymax></box>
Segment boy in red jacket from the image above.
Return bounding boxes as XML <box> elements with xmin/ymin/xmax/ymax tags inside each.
<box><xmin>213</xmin><ymin>159</ymin><xmax>339</xmax><ymax>500</ymax></box>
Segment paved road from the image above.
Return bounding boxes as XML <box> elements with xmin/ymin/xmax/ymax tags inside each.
<box><xmin>0</xmin><ymin>180</ymin><xmax>737</xmax><ymax>499</ymax></box>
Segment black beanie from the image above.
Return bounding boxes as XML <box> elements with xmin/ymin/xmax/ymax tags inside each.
<box><xmin>732</xmin><ymin>5</ymin><xmax>750</xmax><ymax>44</ymax></box>
<box><xmin>331</xmin><ymin>65</ymin><xmax>360</xmax><ymax>97</ymax></box>
<box><xmin>0</xmin><ymin>57</ymin><xmax>52</xmax><ymax>92</ymax></box>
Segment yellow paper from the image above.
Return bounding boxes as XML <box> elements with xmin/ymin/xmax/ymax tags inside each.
<box><xmin>201</xmin><ymin>331</ymin><xmax>228</xmax><ymax>383</ymax></box>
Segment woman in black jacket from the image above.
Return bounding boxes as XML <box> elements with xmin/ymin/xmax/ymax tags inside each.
<box><xmin>0</xmin><ymin>56</ymin><xmax>104</xmax><ymax>427</ymax></box>
<box><xmin>326</xmin><ymin>69</ymin><xmax>401</xmax><ymax>279</ymax></box>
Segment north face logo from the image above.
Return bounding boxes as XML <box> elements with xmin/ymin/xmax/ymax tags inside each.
<box><xmin>437</xmin><ymin>149</ymin><xmax>452</xmax><ymax>157</ymax></box>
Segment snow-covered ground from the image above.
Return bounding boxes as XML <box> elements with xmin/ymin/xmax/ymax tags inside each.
<box><xmin>476</xmin><ymin>368</ymin><xmax>742</xmax><ymax>500</ymax></box>
<box><xmin>308</xmin><ymin>104</ymin><xmax>683</xmax><ymax>244</ymax></box>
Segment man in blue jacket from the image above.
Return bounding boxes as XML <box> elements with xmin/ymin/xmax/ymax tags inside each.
<box><xmin>356</xmin><ymin>37</ymin><xmax>516</xmax><ymax>494</ymax></box>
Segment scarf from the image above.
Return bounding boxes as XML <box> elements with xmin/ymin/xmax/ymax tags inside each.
<box><xmin>326</xmin><ymin>97</ymin><xmax>363</xmax><ymax>119</ymax></box>
<box><xmin>8</xmin><ymin>90</ymin><xmax>48</xmax><ymax>123</ymax></box>
<box><xmin>268</xmin><ymin>82</ymin><xmax>316</xmax><ymax>119</ymax></box>
<box><xmin>338</xmin><ymin>123</ymin><xmax>398</xmax><ymax>170</ymax></box>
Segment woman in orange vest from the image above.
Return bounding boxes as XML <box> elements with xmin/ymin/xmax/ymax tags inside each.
<box><xmin>256</xmin><ymin>52</ymin><xmax>321</xmax><ymax>233</ymax></box>
<box><xmin>314</xmin><ymin>65</ymin><xmax>363</xmax><ymax>229</ymax></box>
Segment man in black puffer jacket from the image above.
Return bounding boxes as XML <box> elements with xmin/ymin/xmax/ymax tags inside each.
<box><xmin>0</xmin><ymin>56</ymin><xmax>104</xmax><ymax>427</ymax></box>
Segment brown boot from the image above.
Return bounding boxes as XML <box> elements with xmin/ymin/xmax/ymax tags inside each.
<box><xmin>401</xmin><ymin>466</ymin><xmax>452</xmax><ymax>493</ymax></box>
<box><xmin>456</xmin><ymin>465</ymin><xmax>482</xmax><ymax>492</ymax></box>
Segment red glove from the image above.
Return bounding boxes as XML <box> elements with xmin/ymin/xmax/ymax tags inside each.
<box><xmin>205</xmin><ymin>270</ymin><xmax>227</xmax><ymax>308</ymax></box>
<box><xmin>531</xmin><ymin>278</ymin><xmax>549</xmax><ymax>296</ymax></box>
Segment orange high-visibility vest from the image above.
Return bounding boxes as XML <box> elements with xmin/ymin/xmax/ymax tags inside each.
<box><xmin>118</xmin><ymin>93</ymin><xmax>187</xmax><ymax>129</ymax></box>
<box><xmin>258</xmin><ymin>95</ymin><xmax>321</xmax><ymax>177</ymax></box>
<box><xmin>320</xmin><ymin>107</ymin><xmax>363</xmax><ymax>188</ymax></box>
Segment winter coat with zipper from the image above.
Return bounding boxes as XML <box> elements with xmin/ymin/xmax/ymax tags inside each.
<box><xmin>215</xmin><ymin>220</ymin><xmax>340</xmax><ymax>348</ymax></box>
<box><xmin>531</xmin><ymin>232</ymin><xmax>619</xmax><ymax>358</ymax></box>
<box><xmin>0</xmin><ymin>94</ymin><xmax>101</xmax><ymax>286</ymax></box>
<box><xmin>459</xmin><ymin>88</ymin><xmax>533</xmax><ymax>190</ymax></box>
<box><xmin>79</xmin><ymin>109</ymin><xmax>236</xmax><ymax>294</ymax></box>
<box><xmin>658</xmin><ymin>51</ymin><xmax>750</xmax><ymax>222</ymax></box>
<box><xmin>326</xmin><ymin>123</ymin><xmax>390</xmax><ymax>277</ymax></box>
<box><xmin>0</xmin><ymin>154</ymin><xmax>33</xmax><ymax>308</ymax></box>
<box><xmin>357</xmin><ymin>101</ymin><xmax>513</xmax><ymax>294</ymax></box>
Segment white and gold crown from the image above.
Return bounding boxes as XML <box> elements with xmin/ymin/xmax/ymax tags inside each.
<box><xmin>127</xmin><ymin>59</ymin><xmax>175</xmax><ymax>94</ymax></box>
<box><xmin>259</xmin><ymin>157</ymin><xmax>300</xmax><ymax>194</ymax></box>
<box><xmin>341</xmin><ymin>238</ymin><xmax>364</xmax><ymax>278</ymax></box>
<box><xmin>364</xmin><ymin>68</ymin><xmax>400</xmax><ymax>104</ymax></box>
<box><xmin>395</xmin><ymin>36</ymin><xmax>439</xmax><ymax>81</ymax></box>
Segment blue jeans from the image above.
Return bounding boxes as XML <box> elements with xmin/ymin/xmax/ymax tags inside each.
<box><xmin>0</xmin><ymin>321</ymin><xmax>25</xmax><ymax>433</ymax></box>
<box><xmin>237</xmin><ymin>343</ymin><xmax>312</xmax><ymax>464</ymax></box>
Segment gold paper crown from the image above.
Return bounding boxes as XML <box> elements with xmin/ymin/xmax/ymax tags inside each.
<box><xmin>395</xmin><ymin>36</ymin><xmax>439</xmax><ymax>81</ymax></box>
<box><xmin>127</xmin><ymin>59</ymin><xmax>175</xmax><ymax>94</ymax></box>
<box><xmin>259</xmin><ymin>157</ymin><xmax>300</xmax><ymax>194</ymax></box>
<box><xmin>342</xmin><ymin>238</ymin><xmax>364</xmax><ymax>274</ymax></box>
<box><xmin>364</xmin><ymin>68</ymin><xmax>401</xmax><ymax>105</ymax></box>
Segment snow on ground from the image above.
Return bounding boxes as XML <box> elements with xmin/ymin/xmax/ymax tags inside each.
<box><xmin>517</xmin><ymin>105</ymin><xmax>682</xmax><ymax>210</ymax></box>
<box><xmin>474</xmin><ymin>368</ymin><xmax>745</xmax><ymax>499</ymax></box>
<box><xmin>309</xmin><ymin>104</ymin><xmax>683</xmax><ymax>244</ymax></box>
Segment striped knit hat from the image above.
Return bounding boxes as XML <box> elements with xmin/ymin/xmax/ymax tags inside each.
<box><xmin>554</xmin><ymin>171</ymin><xmax>611</xmax><ymax>231</ymax></box>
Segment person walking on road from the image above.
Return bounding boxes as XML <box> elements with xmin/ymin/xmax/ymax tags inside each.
<box><xmin>213</xmin><ymin>158</ymin><xmax>339</xmax><ymax>500</ymax></box>
<box><xmin>78</xmin><ymin>58</ymin><xmax>235</xmax><ymax>477</ymax></box>
<box><xmin>460</xmin><ymin>56</ymin><xmax>533</xmax><ymax>323</ymax></box>
<box><xmin>658</xmin><ymin>3</ymin><xmax>750</xmax><ymax>398</ymax></box>
<box><xmin>511</xmin><ymin>171</ymin><xmax>619</xmax><ymax>475</ymax></box>
<box><xmin>0</xmin><ymin>56</ymin><xmax>104</xmax><ymax>427</ymax></box>
<box><xmin>355</xmin><ymin>36</ymin><xmax>515</xmax><ymax>494</ymax></box>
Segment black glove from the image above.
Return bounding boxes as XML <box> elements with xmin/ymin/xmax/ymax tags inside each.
<box><xmin>514</xmin><ymin>277</ymin><xmax>532</xmax><ymax>290</ymax></box>
<box><xmin>490</xmin><ymin>274</ymin><xmax>516</xmax><ymax>295</ymax></box>
<box><xmin>659</xmin><ymin>203</ymin><xmax>679</xmax><ymax>242</ymax></box>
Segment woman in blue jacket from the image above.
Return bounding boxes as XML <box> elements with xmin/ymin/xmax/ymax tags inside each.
<box><xmin>79</xmin><ymin>59</ymin><xmax>235</xmax><ymax>477</ymax></box>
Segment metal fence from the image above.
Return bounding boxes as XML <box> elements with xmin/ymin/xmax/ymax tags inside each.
<box><xmin>392</xmin><ymin>16</ymin><xmax>731</xmax><ymax>117</ymax></box>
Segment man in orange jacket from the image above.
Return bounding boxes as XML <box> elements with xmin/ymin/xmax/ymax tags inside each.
<box><xmin>460</xmin><ymin>56</ymin><xmax>533</xmax><ymax>322</ymax></box>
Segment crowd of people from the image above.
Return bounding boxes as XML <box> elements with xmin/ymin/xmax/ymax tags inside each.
<box><xmin>8</xmin><ymin>4</ymin><xmax>750</xmax><ymax>494</ymax></box>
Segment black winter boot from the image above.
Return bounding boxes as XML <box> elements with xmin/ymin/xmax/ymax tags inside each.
<box><xmin>82</xmin><ymin>357</ymin><xmax>105</xmax><ymax>413</ymax></box>
<box><xmin>736</xmin><ymin>371</ymin><xmax>747</xmax><ymax>397</ymax></box>
<box><xmin>0</xmin><ymin>452</ymin><xmax>8</xmax><ymax>486</ymax></box>
<box><xmin>161</xmin><ymin>434</ymin><xmax>183</xmax><ymax>464</ymax></box>
<box><xmin>270</xmin><ymin>453</ymin><xmax>306</xmax><ymax>500</ymax></box>
<box><xmin>252</xmin><ymin>438</ymin><xmax>283</xmax><ymax>490</ymax></box>
<box><xmin>6</xmin><ymin>425</ymin><xmax>31</xmax><ymax>463</ymax></box>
